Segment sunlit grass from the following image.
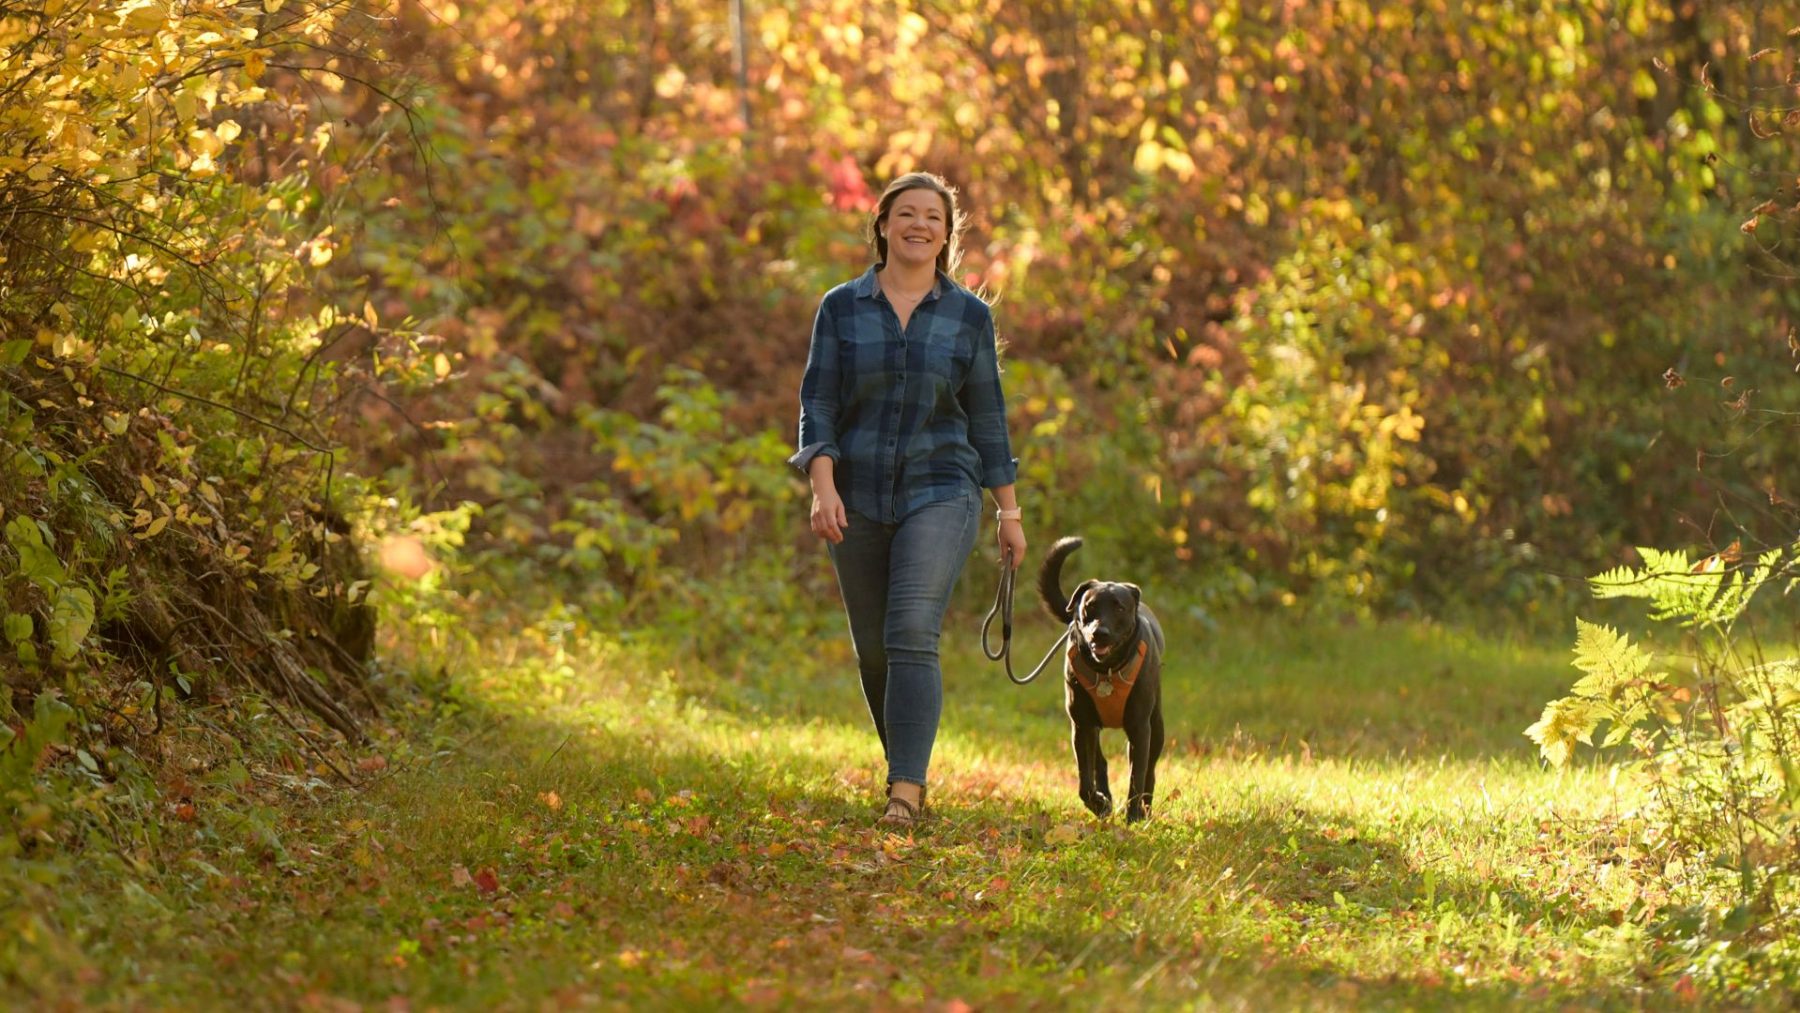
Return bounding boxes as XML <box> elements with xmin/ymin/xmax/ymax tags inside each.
<box><xmin>10</xmin><ymin>603</ymin><xmax>1717</xmax><ymax>1010</ymax></box>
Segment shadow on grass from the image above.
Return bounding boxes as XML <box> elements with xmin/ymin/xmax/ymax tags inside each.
<box><xmin>233</xmin><ymin>685</ymin><xmax>1665</xmax><ymax>1011</ymax></box>
<box><xmin>677</xmin><ymin>600</ymin><xmax>1589</xmax><ymax>769</ymax></box>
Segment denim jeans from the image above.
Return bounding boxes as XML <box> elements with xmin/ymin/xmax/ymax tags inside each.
<box><xmin>827</xmin><ymin>487</ymin><xmax>981</xmax><ymax>788</ymax></box>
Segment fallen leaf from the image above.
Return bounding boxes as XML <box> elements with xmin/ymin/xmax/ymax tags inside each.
<box><xmin>357</xmin><ymin>755</ymin><xmax>388</xmax><ymax>772</ymax></box>
<box><xmin>1045</xmin><ymin>824</ymin><xmax>1082</xmax><ymax>846</ymax></box>
<box><xmin>451</xmin><ymin>865</ymin><xmax>474</xmax><ymax>888</ymax></box>
<box><xmin>539</xmin><ymin>791</ymin><xmax>562</xmax><ymax>811</ymax></box>
<box><xmin>473</xmin><ymin>867</ymin><xmax>499</xmax><ymax>894</ymax></box>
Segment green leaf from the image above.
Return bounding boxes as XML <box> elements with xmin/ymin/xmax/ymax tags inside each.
<box><xmin>3</xmin><ymin>612</ymin><xmax>31</xmax><ymax>645</ymax></box>
<box><xmin>2</xmin><ymin>693</ymin><xmax>72</xmax><ymax>783</ymax></box>
<box><xmin>49</xmin><ymin>585</ymin><xmax>95</xmax><ymax>662</ymax></box>
<box><xmin>4</xmin><ymin>516</ymin><xmax>64</xmax><ymax>592</ymax></box>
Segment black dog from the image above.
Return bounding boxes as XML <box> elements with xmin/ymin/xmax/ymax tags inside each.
<box><xmin>1037</xmin><ymin>536</ymin><xmax>1166</xmax><ymax>822</ymax></box>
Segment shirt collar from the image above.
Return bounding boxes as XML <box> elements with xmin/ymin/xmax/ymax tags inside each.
<box><xmin>852</xmin><ymin>264</ymin><xmax>949</xmax><ymax>303</ymax></box>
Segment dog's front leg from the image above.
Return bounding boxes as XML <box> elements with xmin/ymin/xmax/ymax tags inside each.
<box><xmin>1124</xmin><ymin>712</ymin><xmax>1161</xmax><ymax>823</ymax></box>
<box><xmin>1071</xmin><ymin>723</ymin><xmax>1111</xmax><ymax>818</ymax></box>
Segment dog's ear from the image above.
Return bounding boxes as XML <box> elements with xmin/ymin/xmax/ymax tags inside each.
<box><xmin>1065</xmin><ymin>579</ymin><xmax>1100</xmax><ymax>621</ymax></box>
<box><xmin>1123</xmin><ymin>583</ymin><xmax>1142</xmax><ymax>610</ymax></box>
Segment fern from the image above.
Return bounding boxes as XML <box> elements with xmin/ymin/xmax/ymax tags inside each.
<box><xmin>1526</xmin><ymin>620</ymin><xmax>1665</xmax><ymax>767</ymax></box>
<box><xmin>1589</xmin><ymin>546</ymin><xmax>1783</xmax><ymax>629</ymax></box>
<box><xmin>1533</xmin><ymin>534</ymin><xmax>1800</xmax><ymax>958</ymax></box>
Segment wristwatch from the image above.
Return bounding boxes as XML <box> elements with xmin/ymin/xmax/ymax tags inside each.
<box><xmin>995</xmin><ymin>507</ymin><xmax>1022</xmax><ymax>522</ymax></box>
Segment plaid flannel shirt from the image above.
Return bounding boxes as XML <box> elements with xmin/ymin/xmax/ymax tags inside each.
<box><xmin>788</xmin><ymin>265</ymin><xmax>1018</xmax><ymax>524</ymax></box>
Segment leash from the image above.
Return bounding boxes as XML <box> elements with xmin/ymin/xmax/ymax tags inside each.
<box><xmin>982</xmin><ymin>546</ymin><xmax>1070</xmax><ymax>685</ymax></box>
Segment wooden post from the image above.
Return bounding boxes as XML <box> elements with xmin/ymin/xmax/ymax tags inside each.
<box><xmin>730</xmin><ymin>0</ymin><xmax>751</xmax><ymax>133</ymax></box>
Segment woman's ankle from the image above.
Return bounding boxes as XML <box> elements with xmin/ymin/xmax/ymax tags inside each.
<box><xmin>887</xmin><ymin>780</ymin><xmax>924</xmax><ymax>805</ymax></box>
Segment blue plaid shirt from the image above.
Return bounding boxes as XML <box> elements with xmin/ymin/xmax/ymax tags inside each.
<box><xmin>789</xmin><ymin>265</ymin><xmax>1018</xmax><ymax>523</ymax></box>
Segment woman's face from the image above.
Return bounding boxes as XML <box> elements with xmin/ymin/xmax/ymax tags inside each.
<box><xmin>881</xmin><ymin>188</ymin><xmax>949</xmax><ymax>270</ymax></box>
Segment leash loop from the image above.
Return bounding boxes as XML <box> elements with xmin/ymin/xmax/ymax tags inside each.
<box><xmin>982</xmin><ymin>546</ymin><xmax>1069</xmax><ymax>685</ymax></box>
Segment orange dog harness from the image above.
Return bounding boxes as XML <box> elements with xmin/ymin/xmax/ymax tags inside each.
<box><xmin>1066</xmin><ymin>639</ymin><xmax>1149</xmax><ymax>728</ymax></box>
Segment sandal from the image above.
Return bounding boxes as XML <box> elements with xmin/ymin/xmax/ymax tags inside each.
<box><xmin>878</xmin><ymin>784</ymin><xmax>926</xmax><ymax>828</ymax></box>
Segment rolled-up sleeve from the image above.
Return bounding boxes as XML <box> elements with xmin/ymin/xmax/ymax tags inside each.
<box><xmin>960</xmin><ymin>309</ymin><xmax>1018</xmax><ymax>488</ymax></box>
<box><xmin>787</xmin><ymin>296</ymin><xmax>841</xmax><ymax>475</ymax></box>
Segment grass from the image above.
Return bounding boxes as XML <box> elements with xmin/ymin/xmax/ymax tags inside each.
<box><xmin>1</xmin><ymin>598</ymin><xmax>1752</xmax><ymax>1009</ymax></box>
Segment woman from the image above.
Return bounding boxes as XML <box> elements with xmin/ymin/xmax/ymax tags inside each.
<box><xmin>789</xmin><ymin>171</ymin><xmax>1027</xmax><ymax>829</ymax></box>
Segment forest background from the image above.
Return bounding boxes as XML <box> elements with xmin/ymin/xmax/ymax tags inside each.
<box><xmin>5</xmin><ymin>0</ymin><xmax>1800</xmax><ymax>1005</ymax></box>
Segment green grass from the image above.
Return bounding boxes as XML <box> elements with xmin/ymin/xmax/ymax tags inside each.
<box><xmin>2</xmin><ymin>602</ymin><xmax>1753</xmax><ymax>1009</ymax></box>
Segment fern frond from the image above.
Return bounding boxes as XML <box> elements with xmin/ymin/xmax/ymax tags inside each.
<box><xmin>1569</xmin><ymin>619</ymin><xmax>1653</xmax><ymax>698</ymax></box>
<box><xmin>1589</xmin><ymin>559</ymin><xmax>1656</xmax><ymax>600</ymax></box>
<box><xmin>1602</xmin><ymin>700</ymin><xmax>1652</xmax><ymax>748</ymax></box>
<box><xmin>1587</xmin><ymin>547</ymin><xmax>1771</xmax><ymax>628</ymax></box>
<box><xmin>1526</xmin><ymin>697</ymin><xmax>1603</xmax><ymax>767</ymax></box>
<box><xmin>1708</xmin><ymin>548</ymin><xmax>1787</xmax><ymax>622</ymax></box>
<box><xmin>1637</xmin><ymin>546</ymin><xmax>1692</xmax><ymax>575</ymax></box>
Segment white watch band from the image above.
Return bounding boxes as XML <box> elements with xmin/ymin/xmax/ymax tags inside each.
<box><xmin>995</xmin><ymin>508</ymin><xmax>1022</xmax><ymax>522</ymax></box>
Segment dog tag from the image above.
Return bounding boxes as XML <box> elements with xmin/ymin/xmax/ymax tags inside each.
<box><xmin>1094</xmin><ymin>681</ymin><xmax>1113</xmax><ymax>698</ymax></box>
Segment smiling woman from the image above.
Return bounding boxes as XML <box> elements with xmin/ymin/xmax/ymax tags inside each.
<box><xmin>789</xmin><ymin>170</ymin><xmax>1027</xmax><ymax>829</ymax></box>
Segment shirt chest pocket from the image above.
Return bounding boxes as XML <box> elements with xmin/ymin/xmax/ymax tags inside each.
<box><xmin>914</xmin><ymin>323</ymin><xmax>970</xmax><ymax>383</ymax></box>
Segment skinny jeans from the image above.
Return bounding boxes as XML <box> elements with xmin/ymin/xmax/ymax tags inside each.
<box><xmin>827</xmin><ymin>488</ymin><xmax>981</xmax><ymax>788</ymax></box>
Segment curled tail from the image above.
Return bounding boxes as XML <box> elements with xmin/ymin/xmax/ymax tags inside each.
<box><xmin>1037</xmin><ymin>536</ymin><xmax>1084</xmax><ymax>623</ymax></box>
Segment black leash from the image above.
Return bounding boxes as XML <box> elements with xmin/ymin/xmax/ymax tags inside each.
<box><xmin>982</xmin><ymin>547</ymin><xmax>1070</xmax><ymax>685</ymax></box>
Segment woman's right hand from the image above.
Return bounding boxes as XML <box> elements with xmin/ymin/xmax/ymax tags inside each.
<box><xmin>810</xmin><ymin>488</ymin><xmax>848</xmax><ymax>544</ymax></box>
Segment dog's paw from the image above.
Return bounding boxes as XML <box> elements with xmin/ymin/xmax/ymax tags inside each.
<box><xmin>1082</xmin><ymin>794</ymin><xmax>1112</xmax><ymax>819</ymax></box>
<box><xmin>1125</xmin><ymin>799</ymin><xmax>1151</xmax><ymax>823</ymax></box>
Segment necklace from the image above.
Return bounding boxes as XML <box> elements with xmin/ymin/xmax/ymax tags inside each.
<box><xmin>881</xmin><ymin>273</ymin><xmax>932</xmax><ymax>304</ymax></box>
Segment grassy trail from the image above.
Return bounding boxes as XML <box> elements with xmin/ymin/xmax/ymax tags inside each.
<box><xmin>14</xmin><ymin>607</ymin><xmax>1698</xmax><ymax>1010</ymax></box>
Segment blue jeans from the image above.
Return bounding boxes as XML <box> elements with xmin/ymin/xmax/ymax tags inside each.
<box><xmin>827</xmin><ymin>488</ymin><xmax>981</xmax><ymax>788</ymax></box>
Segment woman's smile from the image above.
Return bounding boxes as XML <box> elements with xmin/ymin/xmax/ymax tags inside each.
<box><xmin>883</xmin><ymin>189</ymin><xmax>948</xmax><ymax>266</ymax></box>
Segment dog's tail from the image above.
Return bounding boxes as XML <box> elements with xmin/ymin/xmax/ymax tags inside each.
<box><xmin>1037</xmin><ymin>536</ymin><xmax>1084</xmax><ymax>624</ymax></box>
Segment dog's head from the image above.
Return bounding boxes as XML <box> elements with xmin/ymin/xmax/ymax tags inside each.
<box><xmin>1065</xmin><ymin>579</ymin><xmax>1142</xmax><ymax>664</ymax></box>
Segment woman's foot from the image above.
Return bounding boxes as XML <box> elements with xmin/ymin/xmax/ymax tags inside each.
<box><xmin>878</xmin><ymin>782</ymin><xmax>925</xmax><ymax>828</ymax></box>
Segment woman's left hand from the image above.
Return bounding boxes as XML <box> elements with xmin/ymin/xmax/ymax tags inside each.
<box><xmin>997</xmin><ymin>519</ymin><xmax>1026</xmax><ymax>570</ymax></box>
